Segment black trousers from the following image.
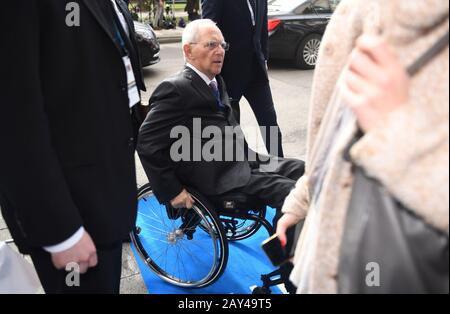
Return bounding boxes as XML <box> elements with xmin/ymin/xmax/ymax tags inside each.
<box><xmin>29</xmin><ymin>242</ymin><xmax>123</xmax><ymax>294</ymax></box>
<box><xmin>226</xmin><ymin>58</ymin><xmax>284</xmax><ymax>158</ymax></box>
<box><xmin>241</xmin><ymin>157</ymin><xmax>304</xmax><ymax>293</ymax></box>
<box><xmin>242</xmin><ymin>157</ymin><xmax>304</xmax><ymax>212</ymax></box>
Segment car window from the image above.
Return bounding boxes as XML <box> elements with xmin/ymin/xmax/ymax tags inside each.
<box><xmin>330</xmin><ymin>0</ymin><xmax>341</xmax><ymax>12</ymax></box>
<box><xmin>294</xmin><ymin>2</ymin><xmax>314</xmax><ymax>15</ymax></box>
<box><xmin>293</xmin><ymin>0</ymin><xmax>335</xmax><ymax>15</ymax></box>
<box><xmin>311</xmin><ymin>0</ymin><xmax>332</xmax><ymax>14</ymax></box>
<box><xmin>268</xmin><ymin>0</ymin><xmax>308</xmax><ymax>13</ymax></box>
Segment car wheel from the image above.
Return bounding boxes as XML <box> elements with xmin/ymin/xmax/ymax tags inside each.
<box><xmin>294</xmin><ymin>34</ymin><xmax>322</xmax><ymax>69</ymax></box>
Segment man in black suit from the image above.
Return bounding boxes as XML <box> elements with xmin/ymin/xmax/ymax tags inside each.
<box><xmin>137</xmin><ymin>19</ymin><xmax>303</xmax><ymax>219</ymax></box>
<box><xmin>201</xmin><ymin>0</ymin><xmax>284</xmax><ymax>157</ymax></box>
<box><xmin>0</xmin><ymin>0</ymin><xmax>146</xmax><ymax>293</ymax></box>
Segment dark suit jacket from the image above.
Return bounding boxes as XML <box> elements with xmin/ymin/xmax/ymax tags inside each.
<box><xmin>0</xmin><ymin>0</ymin><xmax>144</xmax><ymax>253</ymax></box>
<box><xmin>137</xmin><ymin>67</ymin><xmax>257</xmax><ymax>204</ymax></box>
<box><xmin>202</xmin><ymin>0</ymin><xmax>269</xmax><ymax>91</ymax></box>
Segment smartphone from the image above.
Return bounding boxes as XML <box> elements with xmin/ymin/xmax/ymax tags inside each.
<box><xmin>261</xmin><ymin>221</ymin><xmax>303</xmax><ymax>267</ymax></box>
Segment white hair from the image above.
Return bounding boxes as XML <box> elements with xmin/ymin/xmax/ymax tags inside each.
<box><xmin>182</xmin><ymin>19</ymin><xmax>219</xmax><ymax>60</ymax></box>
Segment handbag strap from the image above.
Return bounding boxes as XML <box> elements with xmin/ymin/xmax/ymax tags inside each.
<box><xmin>407</xmin><ymin>30</ymin><xmax>449</xmax><ymax>77</ymax></box>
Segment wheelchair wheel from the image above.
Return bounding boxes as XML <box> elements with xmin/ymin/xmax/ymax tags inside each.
<box><xmin>131</xmin><ymin>184</ymin><xmax>229</xmax><ymax>288</ymax></box>
<box><xmin>219</xmin><ymin>207</ymin><xmax>267</xmax><ymax>241</ymax></box>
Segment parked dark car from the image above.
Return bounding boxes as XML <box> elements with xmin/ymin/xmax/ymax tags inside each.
<box><xmin>268</xmin><ymin>0</ymin><xmax>340</xmax><ymax>69</ymax></box>
<box><xmin>133</xmin><ymin>21</ymin><xmax>161</xmax><ymax>67</ymax></box>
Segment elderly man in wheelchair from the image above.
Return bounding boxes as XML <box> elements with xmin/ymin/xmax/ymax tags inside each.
<box><xmin>134</xmin><ymin>19</ymin><xmax>304</xmax><ymax>293</ymax></box>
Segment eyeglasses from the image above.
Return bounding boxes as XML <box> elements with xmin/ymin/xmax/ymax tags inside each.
<box><xmin>191</xmin><ymin>40</ymin><xmax>230</xmax><ymax>51</ymax></box>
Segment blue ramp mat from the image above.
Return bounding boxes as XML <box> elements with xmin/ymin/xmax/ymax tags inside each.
<box><xmin>131</xmin><ymin>202</ymin><xmax>283</xmax><ymax>294</ymax></box>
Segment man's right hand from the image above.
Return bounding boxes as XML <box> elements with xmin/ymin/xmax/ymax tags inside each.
<box><xmin>51</xmin><ymin>231</ymin><xmax>98</xmax><ymax>274</ymax></box>
<box><xmin>170</xmin><ymin>189</ymin><xmax>194</xmax><ymax>209</ymax></box>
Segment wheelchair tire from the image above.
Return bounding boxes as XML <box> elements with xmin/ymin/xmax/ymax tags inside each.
<box><xmin>131</xmin><ymin>183</ymin><xmax>229</xmax><ymax>288</ymax></box>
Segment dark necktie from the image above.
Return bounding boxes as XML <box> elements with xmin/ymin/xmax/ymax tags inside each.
<box><xmin>209</xmin><ymin>81</ymin><xmax>225</xmax><ymax>110</ymax></box>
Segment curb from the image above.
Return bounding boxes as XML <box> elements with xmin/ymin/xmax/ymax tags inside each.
<box><xmin>157</xmin><ymin>36</ymin><xmax>182</xmax><ymax>44</ymax></box>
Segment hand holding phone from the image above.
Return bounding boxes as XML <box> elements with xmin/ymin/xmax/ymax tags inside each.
<box><xmin>261</xmin><ymin>222</ymin><xmax>303</xmax><ymax>267</ymax></box>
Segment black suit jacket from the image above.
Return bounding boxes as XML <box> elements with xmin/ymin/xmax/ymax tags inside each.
<box><xmin>0</xmin><ymin>0</ymin><xmax>144</xmax><ymax>253</ymax></box>
<box><xmin>202</xmin><ymin>0</ymin><xmax>269</xmax><ymax>86</ymax></box>
<box><xmin>137</xmin><ymin>67</ymin><xmax>257</xmax><ymax>204</ymax></box>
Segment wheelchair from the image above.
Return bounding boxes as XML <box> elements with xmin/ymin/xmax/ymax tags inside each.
<box><xmin>130</xmin><ymin>183</ymin><xmax>296</xmax><ymax>293</ymax></box>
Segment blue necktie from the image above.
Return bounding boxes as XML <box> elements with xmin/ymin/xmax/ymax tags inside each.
<box><xmin>209</xmin><ymin>81</ymin><xmax>225</xmax><ymax>109</ymax></box>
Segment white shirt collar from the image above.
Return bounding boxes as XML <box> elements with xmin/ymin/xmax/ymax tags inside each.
<box><xmin>111</xmin><ymin>0</ymin><xmax>130</xmax><ymax>36</ymax></box>
<box><xmin>186</xmin><ymin>63</ymin><xmax>217</xmax><ymax>87</ymax></box>
<box><xmin>247</xmin><ymin>0</ymin><xmax>256</xmax><ymax>26</ymax></box>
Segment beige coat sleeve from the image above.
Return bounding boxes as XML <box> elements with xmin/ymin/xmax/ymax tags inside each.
<box><xmin>282</xmin><ymin>175</ymin><xmax>310</xmax><ymax>219</ymax></box>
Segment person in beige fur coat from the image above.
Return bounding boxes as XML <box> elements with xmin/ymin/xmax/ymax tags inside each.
<box><xmin>276</xmin><ymin>0</ymin><xmax>449</xmax><ymax>293</ymax></box>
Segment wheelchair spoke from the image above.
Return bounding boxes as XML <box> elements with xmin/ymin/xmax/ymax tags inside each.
<box><xmin>177</xmin><ymin>243</ymin><xmax>207</xmax><ymax>282</ymax></box>
<box><xmin>178</xmin><ymin>242</ymin><xmax>193</xmax><ymax>282</ymax></box>
<box><xmin>142</xmin><ymin>235</ymin><xmax>171</xmax><ymax>245</ymax></box>
<box><xmin>137</xmin><ymin>211</ymin><xmax>167</xmax><ymax>227</ymax></box>
<box><xmin>179</xmin><ymin>237</ymin><xmax>215</xmax><ymax>259</ymax></box>
<box><xmin>159</xmin><ymin>242</ymin><xmax>171</xmax><ymax>273</ymax></box>
<box><xmin>141</xmin><ymin>195</ymin><xmax>173</xmax><ymax>232</ymax></box>
<box><xmin>149</xmin><ymin>244</ymin><xmax>170</xmax><ymax>262</ymax></box>
<box><xmin>174</xmin><ymin>244</ymin><xmax>181</xmax><ymax>281</ymax></box>
<box><xmin>185</xmin><ymin>246</ymin><xmax>210</xmax><ymax>281</ymax></box>
<box><xmin>164</xmin><ymin>244</ymin><xmax>170</xmax><ymax>276</ymax></box>
<box><xmin>178</xmin><ymin>241</ymin><xmax>214</xmax><ymax>269</ymax></box>
<box><xmin>136</xmin><ymin>220</ymin><xmax>171</xmax><ymax>236</ymax></box>
<box><xmin>175</xmin><ymin>243</ymin><xmax>190</xmax><ymax>282</ymax></box>
<box><xmin>153</xmin><ymin>201</ymin><xmax>173</xmax><ymax>231</ymax></box>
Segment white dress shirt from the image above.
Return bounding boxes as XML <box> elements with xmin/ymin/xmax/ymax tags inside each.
<box><xmin>186</xmin><ymin>63</ymin><xmax>218</xmax><ymax>88</ymax></box>
<box><xmin>43</xmin><ymin>227</ymin><xmax>85</xmax><ymax>253</ymax></box>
